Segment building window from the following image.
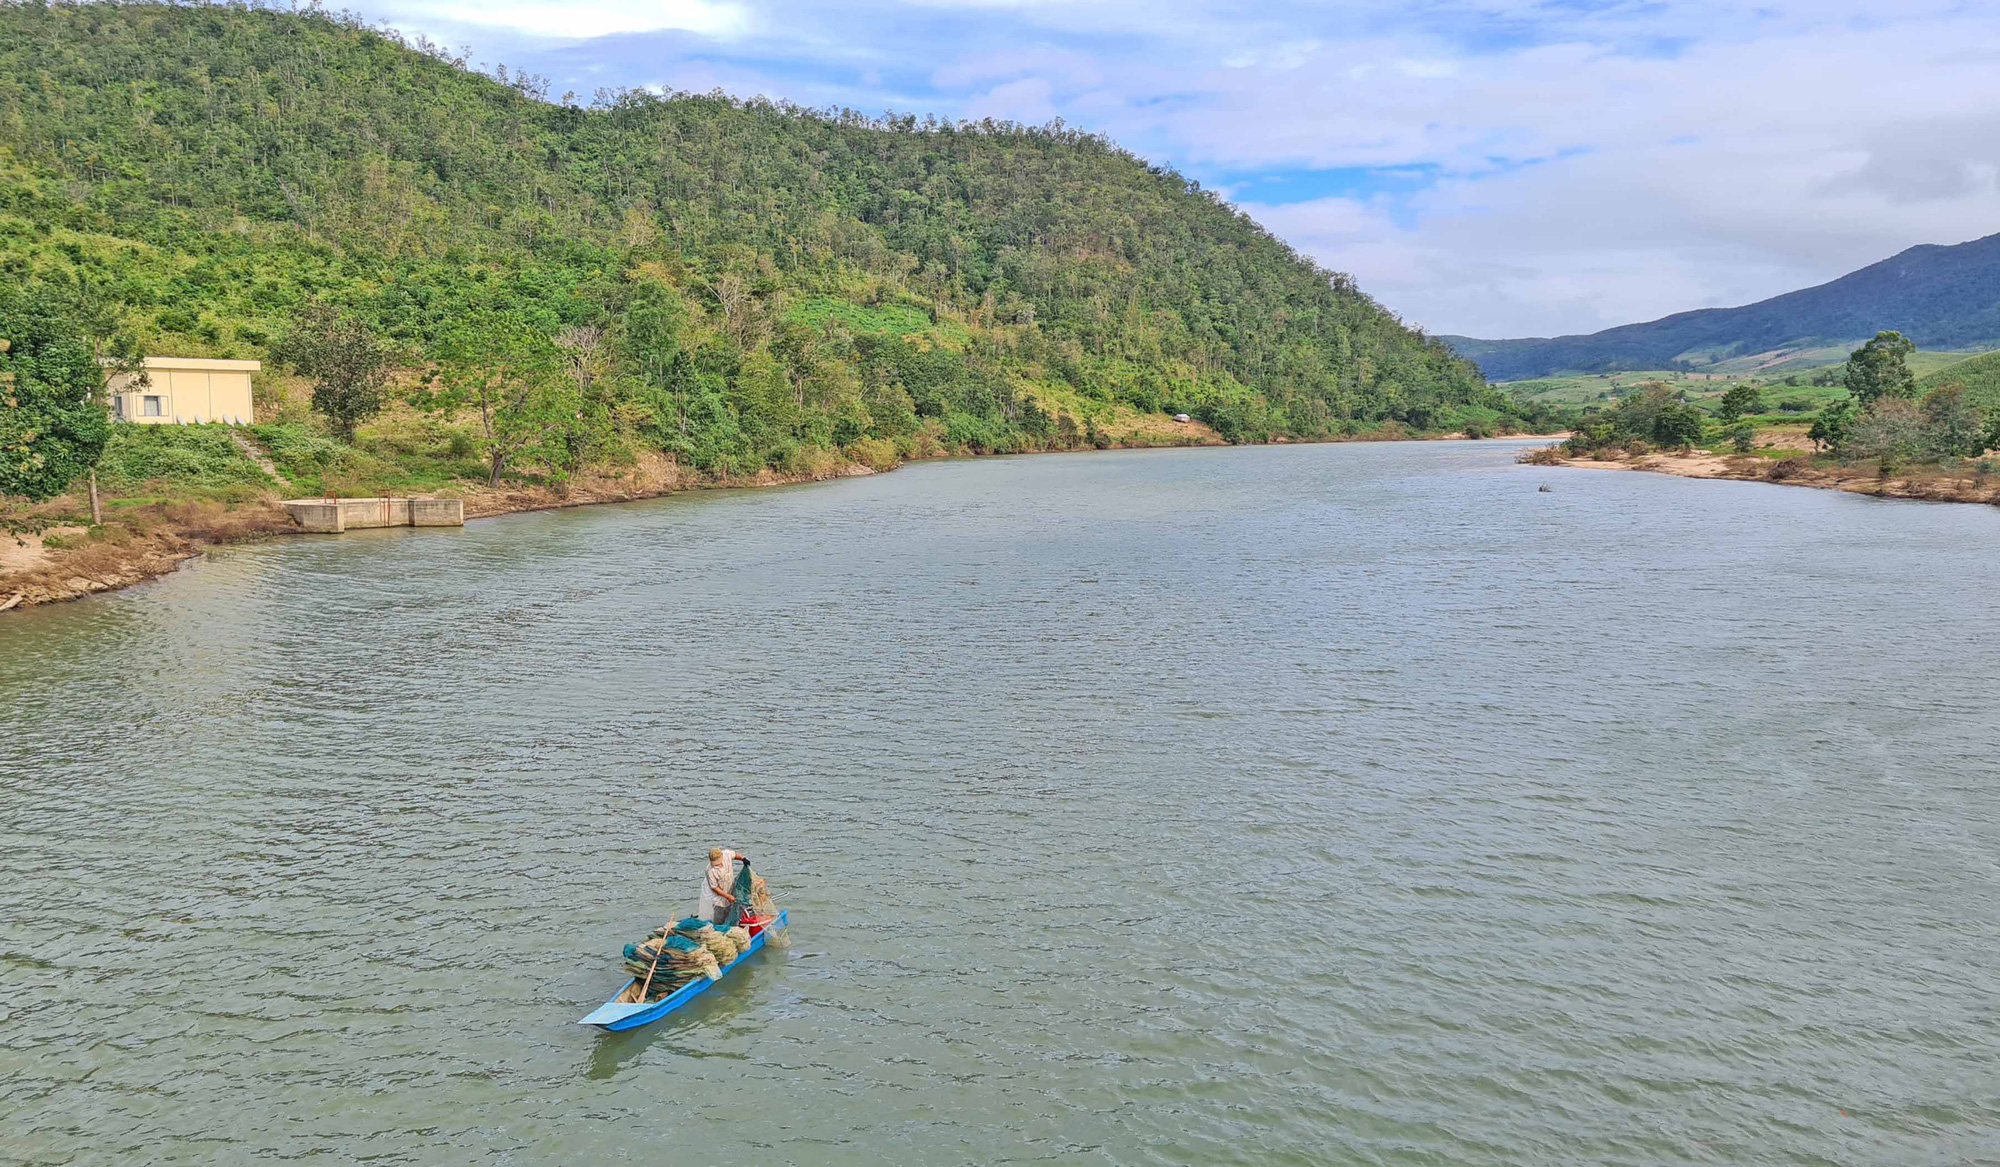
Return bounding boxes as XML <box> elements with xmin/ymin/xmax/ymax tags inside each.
<box><xmin>112</xmin><ymin>395</ymin><xmax>125</xmax><ymax>419</ymax></box>
<box><xmin>142</xmin><ymin>395</ymin><xmax>164</xmax><ymax>417</ymax></box>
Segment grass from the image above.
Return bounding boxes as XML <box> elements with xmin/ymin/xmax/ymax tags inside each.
<box><xmin>97</xmin><ymin>425</ymin><xmax>273</xmax><ymax>496</ymax></box>
<box><xmin>1917</xmin><ymin>350</ymin><xmax>2000</xmax><ymax>412</ymax></box>
<box><xmin>1501</xmin><ymin>347</ymin><xmax>1998</xmax><ymax>410</ymax></box>
<box><xmin>250</xmin><ymin>412</ymin><xmax>489</xmax><ymax>497</ymax></box>
<box><xmin>1504</xmin><ymin>369</ymin><xmax>1770</xmax><ymax>407</ymax></box>
<box><xmin>787</xmin><ymin>296</ymin><xmax>936</xmax><ymax>337</ymax></box>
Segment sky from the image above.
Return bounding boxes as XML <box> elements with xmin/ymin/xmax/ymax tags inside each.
<box><xmin>360</xmin><ymin>0</ymin><xmax>2000</xmax><ymax>339</ymax></box>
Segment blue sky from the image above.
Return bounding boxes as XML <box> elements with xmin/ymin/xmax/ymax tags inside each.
<box><xmin>363</xmin><ymin>0</ymin><xmax>2000</xmax><ymax>338</ymax></box>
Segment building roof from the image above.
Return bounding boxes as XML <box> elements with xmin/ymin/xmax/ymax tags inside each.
<box><xmin>101</xmin><ymin>356</ymin><xmax>262</xmax><ymax>372</ymax></box>
<box><xmin>137</xmin><ymin>356</ymin><xmax>262</xmax><ymax>372</ymax></box>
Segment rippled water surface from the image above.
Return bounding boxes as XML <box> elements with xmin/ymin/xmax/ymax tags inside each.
<box><xmin>5</xmin><ymin>441</ymin><xmax>1999</xmax><ymax>1166</ymax></box>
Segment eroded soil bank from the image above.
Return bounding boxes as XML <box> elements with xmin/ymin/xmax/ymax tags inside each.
<box><xmin>0</xmin><ymin>450</ymin><xmax>879</xmax><ymax>609</ymax></box>
<box><xmin>4</xmin><ymin>428</ymin><xmax>1573</xmax><ymax>611</ymax></box>
<box><xmin>1526</xmin><ymin>445</ymin><xmax>2000</xmax><ymax>506</ymax></box>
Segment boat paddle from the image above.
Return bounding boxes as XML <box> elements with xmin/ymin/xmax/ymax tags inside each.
<box><xmin>635</xmin><ymin>938</ymin><xmax>665</xmax><ymax>1003</ymax></box>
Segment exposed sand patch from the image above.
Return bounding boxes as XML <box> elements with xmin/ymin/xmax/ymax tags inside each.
<box><xmin>1533</xmin><ymin>445</ymin><xmax>2000</xmax><ymax>505</ymax></box>
<box><xmin>0</xmin><ymin>526</ymin><xmax>85</xmax><ymax>575</ymax></box>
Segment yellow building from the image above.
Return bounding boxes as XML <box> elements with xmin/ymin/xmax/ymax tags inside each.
<box><xmin>108</xmin><ymin>357</ymin><xmax>260</xmax><ymax>424</ymax></box>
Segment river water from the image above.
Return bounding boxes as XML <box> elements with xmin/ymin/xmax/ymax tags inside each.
<box><xmin>4</xmin><ymin>441</ymin><xmax>1997</xmax><ymax>1166</ymax></box>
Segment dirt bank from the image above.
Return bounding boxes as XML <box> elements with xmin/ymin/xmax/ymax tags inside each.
<box><xmin>1526</xmin><ymin>445</ymin><xmax>2000</xmax><ymax>506</ymax></box>
<box><xmin>0</xmin><ymin>449</ymin><xmax>887</xmax><ymax>610</ymax></box>
<box><xmin>4</xmin><ymin>428</ymin><xmax>1569</xmax><ymax>613</ymax></box>
<box><xmin>1</xmin><ymin>502</ymin><xmax>298</xmax><ymax>609</ymax></box>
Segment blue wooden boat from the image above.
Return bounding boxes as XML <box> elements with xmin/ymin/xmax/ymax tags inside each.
<box><xmin>577</xmin><ymin>911</ymin><xmax>788</xmax><ymax>1032</ymax></box>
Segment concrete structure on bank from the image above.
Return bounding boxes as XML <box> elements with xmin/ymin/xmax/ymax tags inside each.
<box><xmin>107</xmin><ymin>357</ymin><xmax>260</xmax><ymax>424</ymax></box>
<box><xmin>283</xmin><ymin>497</ymin><xmax>464</xmax><ymax>533</ymax></box>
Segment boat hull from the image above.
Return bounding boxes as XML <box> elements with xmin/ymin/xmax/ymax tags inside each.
<box><xmin>578</xmin><ymin>911</ymin><xmax>787</xmax><ymax>1032</ymax></box>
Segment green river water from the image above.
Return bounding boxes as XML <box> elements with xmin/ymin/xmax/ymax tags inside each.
<box><xmin>3</xmin><ymin>440</ymin><xmax>1997</xmax><ymax>1165</ymax></box>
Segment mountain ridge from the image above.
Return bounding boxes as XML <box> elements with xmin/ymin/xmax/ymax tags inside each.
<box><xmin>1444</xmin><ymin>233</ymin><xmax>2000</xmax><ymax>382</ymax></box>
<box><xmin>0</xmin><ymin>0</ymin><xmax>1531</xmax><ymax>465</ymax></box>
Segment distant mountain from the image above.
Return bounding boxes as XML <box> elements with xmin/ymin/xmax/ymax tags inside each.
<box><xmin>1444</xmin><ymin>233</ymin><xmax>2000</xmax><ymax>382</ymax></box>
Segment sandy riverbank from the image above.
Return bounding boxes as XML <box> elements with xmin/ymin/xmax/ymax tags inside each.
<box><xmin>1528</xmin><ymin>445</ymin><xmax>2000</xmax><ymax>505</ymax></box>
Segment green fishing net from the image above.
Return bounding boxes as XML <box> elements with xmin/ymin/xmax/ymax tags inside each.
<box><xmin>721</xmin><ymin>859</ymin><xmax>754</xmax><ymax>929</ymax></box>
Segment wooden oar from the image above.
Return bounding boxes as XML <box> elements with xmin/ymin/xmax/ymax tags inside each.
<box><xmin>636</xmin><ymin>938</ymin><xmax>665</xmax><ymax>1003</ymax></box>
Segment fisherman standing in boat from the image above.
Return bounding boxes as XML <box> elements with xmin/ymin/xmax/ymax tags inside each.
<box><xmin>700</xmin><ymin>847</ymin><xmax>748</xmax><ymax>924</ymax></box>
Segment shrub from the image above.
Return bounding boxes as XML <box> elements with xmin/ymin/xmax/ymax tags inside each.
<box><xmin>1717</xmin><ymin>384</ymin><xmax>1763</xmax><ymax>421</ymax></box>
<box><xmin>942</xmin><ymin>411</ymin><xmax>1004</xmax><ymax>453</ymax></box>
<box><xmin>778</xmin><ymin>443</ymin><xmax>841</xmax><ymax>480</ymax></box>
<box><xmin>98</xmin><ymin>425</ymin><xmax>271</xmax><ymax>491</ymax></box>
<box><xmin>1652</xmin><ymin>402</ymin><xmax>1705</xmax><ymax>449</ymax></box>
<box><xmin>846</xmin><ymin>436</ymin><xmax>899</xmax><ymax>472</ymax></box>
<box><xmin>1844</xmin><ymin>398</ymin><xmax>1928</xmax><ymax>463</ymax></box>
<box><xmin>156</xmin><ymin>307</ymin><xmax>199</xmax><ymax>334</ymax></box>
<box><xmin>253</xmin><ymin>423</ymin><xmax>347</xmax><ymax>473</ymax></box>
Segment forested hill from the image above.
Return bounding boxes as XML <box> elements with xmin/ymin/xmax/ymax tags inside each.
<box><xmin>1446</xmin><ymin>234</ymin><xmax>2000</xmax><ymax>382</ymax></box>
<box><xmin>0</xmin><ymin>2</ymin><xmax>1524</xmax><ymax>480</ymax></box>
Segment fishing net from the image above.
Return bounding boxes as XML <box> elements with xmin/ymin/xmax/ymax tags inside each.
<box><xmin>720</xmin><ymin>860</ymin><xmax>755</xmax><ymax>929</ymax></box>
<box><xmin>698</xmin><ymin>930</ymin><xmax>738</xmax><ymax>964</ymax></box>
<box><xmin>667</xmin><ymin>916</ymin><xmax>741</xmax><ymax>964</ymax></box>
<box><xmin>747</xmin><ymin>871</ymin><xmax>790</xmax><ymax>949</ymax></box>
<box><xmin>616</xmin><ymin>929</ymin><xmax>721</xmax><ymax>1002</ymax></box>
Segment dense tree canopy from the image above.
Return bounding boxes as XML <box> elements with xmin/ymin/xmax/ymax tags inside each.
<box><xmin>271</xmin><ymin>303</ymin><xmax>392</xmax><ymax>439</ymax></box>
<box><xmin>0</xmin><ymin>285</ymin><xmax>109</xmax><ymax>501</ymax></box>
<box><xmin>0</xmin><ymin>1</ymin><xmax>1534</xmax><ymax>483</ymax></box>
<box><xmin>1843</xmin><ymin>332</ymin><xmax>1918</xmax><ymax>407</ymax></box>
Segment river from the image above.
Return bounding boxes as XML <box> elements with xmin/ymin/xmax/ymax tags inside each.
<box><xmin>4</xmin><ymin>440</ymin><xmax>1997</xmax><ymax>1166</ymax></box>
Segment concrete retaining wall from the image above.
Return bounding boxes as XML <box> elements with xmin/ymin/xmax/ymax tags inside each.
<box><xmin>283</xmin><ymin>497</ymin><xmax>464</xmax><ymax>533</ymax></box>
<box><xmin>410</xmin><ymin>499</ymin><xmax>463</xmax><ymax>527</ymax></box>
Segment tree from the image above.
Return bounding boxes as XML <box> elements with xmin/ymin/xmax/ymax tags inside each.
<box><xmin>1726</xmin><ymin>420</ymin><xmax>1757</xmax><ymax>453</ymax></box>
<box><xmin>1652</xmin><ymin>401</ymin><xmax>1705</xmax><ymax>449</ymax></box>
<box><xmin>417</xmin><ymin>312</ymin><xmax>577</xmax><ymax>487</ymax></box>
<box><xmin>1844</xmin><ymin>398</ymin><xmax>1927</xmax><ymax>463</ymax></box>
<box><xmin>1717</xmin><ymin>383</ymin><xmax>1763</xmax><ymax>421</ymax></box>
<box><xmin>1919</xmin><ymin>383</ymin><xmax>1986</xmax><ymax>458</ymax></box>
<box><xmin>1844</xmin><ymin>331</ymin><xmax>1917</xmax><ymax>407</ymax></box>
<box><xmin>0</xmin><ymin>286</ymin><xmax>110</xmax><ymax>502</ymax></box>
<box><xmin>552</xmin><ymin>324</ymin><xmax>614</xmax><ymax>484</ymax></box>
<box><xmin>1807</xmin><ymin>398</ymin><xmax>1854</xmax><ymax>452</ymax></box>
<box><xmin>271</xmin><ymin>302</ymin><xmax>392</xmax><ymax>440</ymax></box>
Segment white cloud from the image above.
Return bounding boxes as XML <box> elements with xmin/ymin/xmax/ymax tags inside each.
<box><xmin>391</xmin><ymin>0</ymin><xmax>751</xmax><ymax>40</ymax></box>
<box><xmin>963</xmin><ymin>77</ymin><xmax>1056</xmax><ymax>123</ymax></box>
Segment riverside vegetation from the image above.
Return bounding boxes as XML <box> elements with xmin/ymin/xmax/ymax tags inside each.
<box><xmin>1524</xmin><ymin>330</ymin><xmax>2000</xmax><ymax>503</ymax></box>
<box><xmin>0</xmin><ymin>1</ymin><xmax>1574</xmax><ymax>604</ymax></box>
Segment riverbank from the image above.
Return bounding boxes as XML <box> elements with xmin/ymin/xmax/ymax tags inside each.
<box><xmin>4</xmin><ymin>427</ymin><xmax>1573</xmax><ymax>612</ymax></box>
<box><xmin>1523</xmin><ymin>444</ymin><xmax>2000</xmax><ymax>505</ymax></box>
<box><xmin>0</xmin><ymin>449</ymin><xmax>888</xmax><ymax>610</ymax></box>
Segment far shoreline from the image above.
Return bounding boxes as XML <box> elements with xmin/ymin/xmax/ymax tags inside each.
<box><xmin>3</xmin><ymin>430</ymin><xmax>1573</xmax><ymax>612</ymax></box>
<box><xmin>1524</xmin><ymin>444</ymin><xmax>2000</xmax><ymax>507</ymax></box>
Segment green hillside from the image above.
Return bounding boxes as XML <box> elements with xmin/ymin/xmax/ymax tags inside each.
<box><xmin>0</xmin><ymin>1</ymin><xmax>1536</xmax><ymax>495</ymax></box>
<box><xmin>1918</xmin><ymin>350</ymin><xmax>2000</xmax><ymax>412</ymax></box>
